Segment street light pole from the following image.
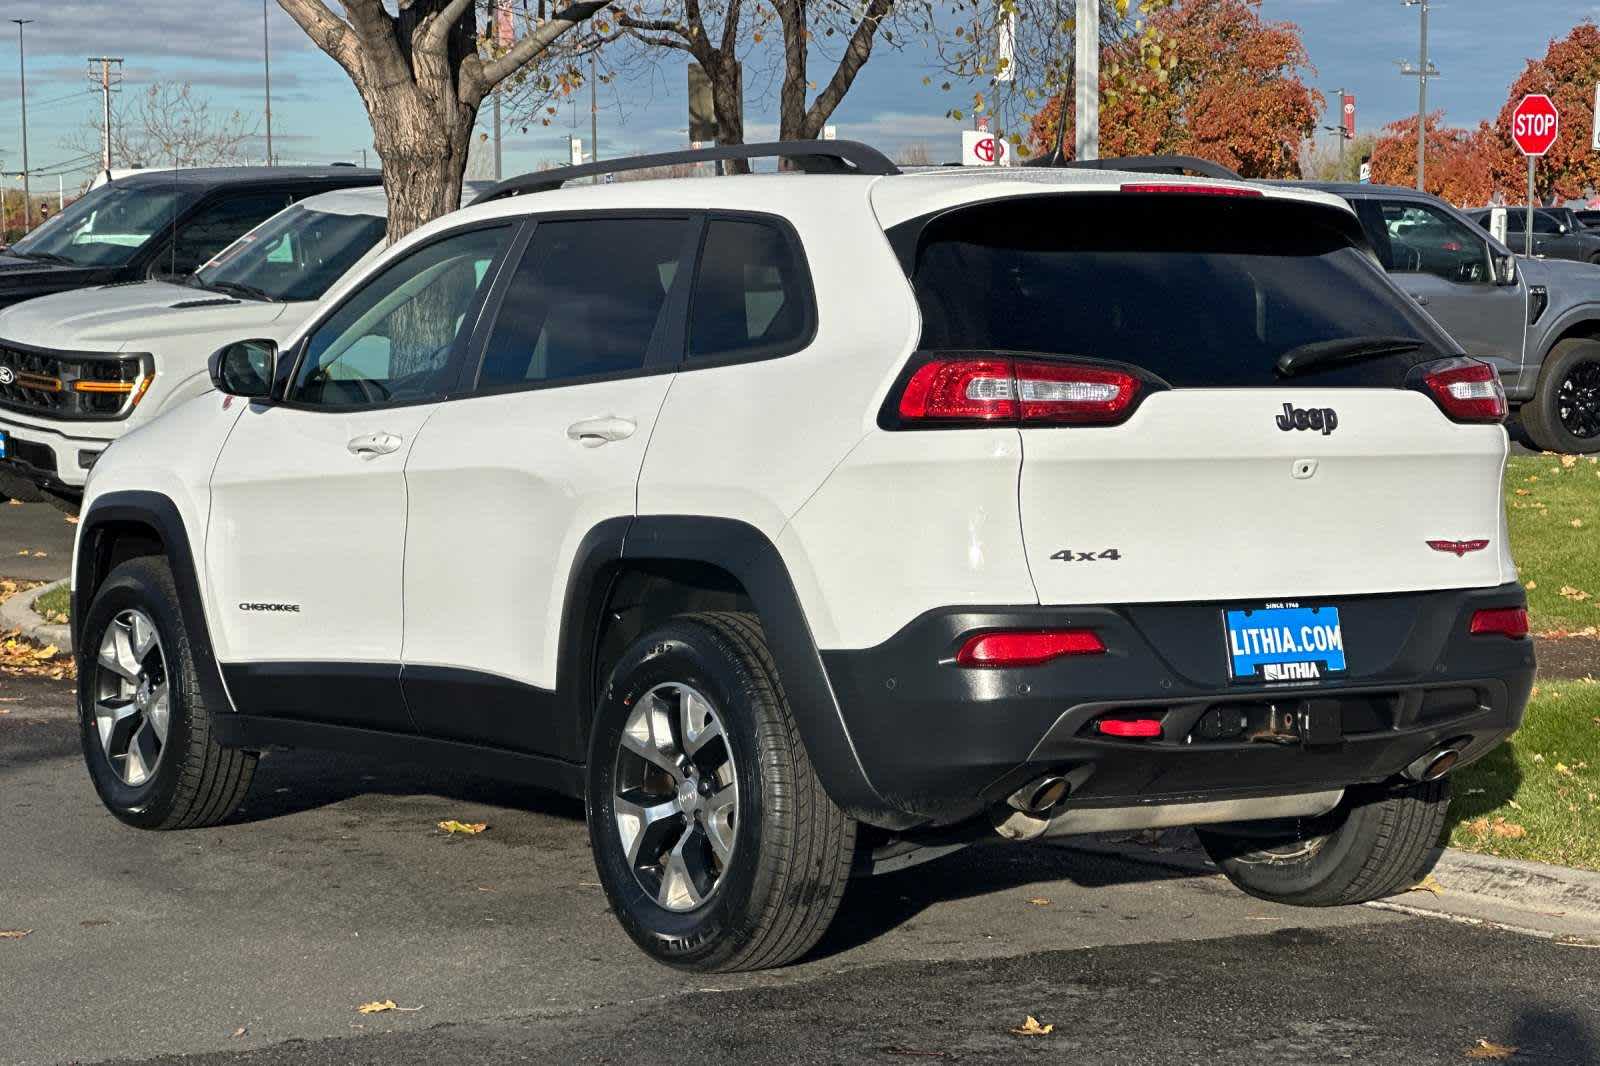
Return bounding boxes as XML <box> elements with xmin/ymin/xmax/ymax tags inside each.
<box><xmin>1074</xmin><ymin>0</ymin><xmax>1099</xmax><ymax>161</ymax></box>
<box><xmin>263</xmin><ymin>0</ymin><xmax>274</xmax><ymax>165</ymax></box>
<box><xmin>1400</xmin><ymin>0</ymin><xmax>1437</xmax><ymax>192</ymax></box>
<box><xmin>12</xmin><ymin>19</ymin><xmax>33</xmax><ymax>231</ymax></box>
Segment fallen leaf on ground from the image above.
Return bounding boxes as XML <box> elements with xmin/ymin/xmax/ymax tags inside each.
<box><xmin>1025</xmin><ymin>897</ymin><xmax>1051</xmax><ymax>906</ymax></box>
<box><xmin>1574</xmin><ymin>519</ymin><xmax>1586</xmax><ymax>529</ymax></box>
<box><xmin>29</xmin><ymin>551</ymin><xmax>44</xmax><ymax>558</ymax></box>
<box><xmin>0</xmin><ymin>930</ymin><xmax>31</xmax><ymax>940</ymax></box>
<box><xmin>230</xmin><ymin>1026</ymin><xmax>248</xmax><ymax>1039</ymax></box>
<box><xmin>1561</xmin><ymin>454</ymin><xmax>1579</xmax><ymax>468</ymax></box>
<box><xmin>6</xmin><ymin>499</ymin><xmax>20</xmax><ymax>506</ymax></box>
<box><xmin>437</xmin><ymin>820</ymin><xmax>487</xmax><ymax>835</ymax></box>
<box><xmin>1414</xmin><ymin>874</ymin><xmax>1445</xmax><ymax>895</ymax></box>
<box><xmin>1011</xmin><ymin>1016</ymin><xmax>1054</xmax><ymax>1037</ymax></box>
<box><xmin>32</xmin><ymin>645</ymin><xmax>57</xmax><ymax>660</ymax></box>
<box><xmin>63</xmin><ymin>515</ymin><xmax>78</xmax><ymax>525</ymax></box>
<box><xmin>1466</xmin><ymin>1038</ymin><xmax>1517</xmax><ymax>1060</ymax></box>
<box><xmin>1514</xmin><ymin>488</ymin><xmax>1531</xmax><ymax>496</ymax></box>
<box><xmin>357</xmin><ymin>1000</ymin><xmax>397</xmax><ymax>1014</ymax></box>
<box><xmin>1525</xmin><ymin>581</ymin><xmax>1537</xmax><ymax>590</ymax></box>
<box><xmin>1555</xmin><ymin>762</ymin><xmax>1573</xmax><ymax>776</ymax></box>
<box><xmin>1559</xmin><ymin>587</ymin><xmax>1592</xmax><ymax>603</ymax></box>
<box><xmin>1554</xmin><ymin>934</ymin><xmax>1600</xmax><ymax>948</ymax></box>
<box><xmin>1490</xmin><ymin>819</ymin><xmax>1527</xmax><ymax>840</ymax></box>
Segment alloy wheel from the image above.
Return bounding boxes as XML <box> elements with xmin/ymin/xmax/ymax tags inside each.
<box><xmin>612</xmin><ymin>682</ymin><xmax>739</xmax><ymax>912</ymax></box>
<box><xmin>93</xmin><ymin>609</ymin><xmax>170</xmax><ymax>787</ymax></box>
<box><xmin>1556</xmin><ymin>358</ymin><xmax>1600</xmax><ymax>439</ymax></box>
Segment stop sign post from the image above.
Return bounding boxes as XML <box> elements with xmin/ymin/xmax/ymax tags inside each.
<box><xmin>1511</xmin><ymin>94</ymin><xmax>1560</xmax><ymax>256</ymax></box>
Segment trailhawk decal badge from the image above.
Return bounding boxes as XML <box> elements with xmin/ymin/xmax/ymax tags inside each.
<box><xmin>1427</xmin><ymin>539</ymin><xmax>1489</xmax><ymax>557</ymax></box>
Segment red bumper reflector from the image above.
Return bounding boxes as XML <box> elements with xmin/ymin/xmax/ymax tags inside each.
<box><xmin>955</xmin><ymin>629</ymin><xmax>1106</xmax><ymax>668</ymax></box>
<box><xmin>1470</xmin><ymin>607</ymin><xmax>1529</xmax><ymax>639</ymax></box>
<box><xmin>1097</xmin><ymin>718</ymin><xmax>1163</xmax><ymax>738</ymax></box>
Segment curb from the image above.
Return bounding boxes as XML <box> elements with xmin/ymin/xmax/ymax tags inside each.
<box><xmin>1053</xmin><ymin>829</ymin><xmax>1600</xmax><ymax>941</ymax></box>
<box><xmin>0</xmin><ymin>578</ymin><xmax>71</xmax><ymax>654</ymax></box>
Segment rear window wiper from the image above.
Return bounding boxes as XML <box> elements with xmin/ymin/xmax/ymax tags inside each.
<box><xmin>1275</xmin><ymin>336</ymin><xmax>1425</xmax><ymax>378</ymax></box>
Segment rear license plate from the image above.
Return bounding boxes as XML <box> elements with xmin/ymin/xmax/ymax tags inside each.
<box><xmin>1224</xmin><ymin>604</ymin><xmax>1346</xmax><ymax>683</ymax></box>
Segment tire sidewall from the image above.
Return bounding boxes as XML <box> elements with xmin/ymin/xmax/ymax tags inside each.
<box><xmin>586</xmin><ymin>623</ymin><xmax>771</xmax><ymax>968</ymax></box>
<box><xmin>1530</xmin><ymin>342</ymin><xmax>1600</xmax><ymax>454</ymax></box>
<box><xmin>78</xmin><ymin>562</ymin><xmax>196</xmax><ymax>829</ymax></box>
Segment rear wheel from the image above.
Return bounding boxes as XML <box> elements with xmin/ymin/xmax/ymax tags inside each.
<box><xmin>79</xmin><ymin>557</ymin><xmax>256</xmax><ymax>829</ymax></box>
<box><xmin>586</xmin><ymin>612</ymin><xmax>855</xmax><ymax>971</ymax></box>
<box><xmin>1196</xmin><ymin>779</ymin><xmax>1449</xmax><ymax>906</ymax></box>
<box><xmin>1522</xmin><ymin>339</ymin><xmax>1600</xmax><ymax>453</ymax></box>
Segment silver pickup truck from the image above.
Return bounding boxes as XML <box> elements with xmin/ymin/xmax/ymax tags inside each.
<box><xmin>1299</xmin><ymin>182</ymin><xmax>1600</xmax><ymax>454</ymax></box>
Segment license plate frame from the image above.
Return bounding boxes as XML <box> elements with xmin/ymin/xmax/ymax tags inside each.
<box><xmin>1223</xmin><ymin>603</ymin><xmax>1347</xmax><ymax>684</ymax></box>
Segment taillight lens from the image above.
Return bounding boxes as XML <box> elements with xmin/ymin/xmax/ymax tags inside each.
<box><xmin>1470</xmin><ymin>607</ymin><xmax>1528</xmax><ymax>639</ymax></box>
<box><xmin>1419</xmin><ymin>358</ymin><xmax>1506</xmax><ymax>423</ymax></box>
<box><xmin>955</xmin><ymin>629</ymin><xmax>1106</xmax><ymax>667</ymax></box>
<box><xmin>896</xmin><ymin>356</ymin><xmax>1143</xmax><ymax>426</ymax></box>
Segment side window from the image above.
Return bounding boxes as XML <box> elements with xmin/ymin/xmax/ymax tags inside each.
<box><xmin>1379</xmin><ymin>201</ymin><xmax>1490</xmax><ymax>284</ymax></box>
<box><xmin>1534</xmin><ymin>212</ymin><xmax>1563</xmax><ymax>235</ymax></box>
<box><xmin>291</xmin><ymin>225</ymin><xmax>511</xmax><ymax>407</ymax></box>
<box><xmin>688</xmin><ymin>219</ymin><xmax>811</xmax><ymax>361</ymax></box>
<box><xmin>165</xmin><ymin>193</ymin><xmax>293</xmax><ymax>275</ymax></box>
<box><xmin>477</xmin><ymin>218</ymin><xmax>690</xmax><ymax>388</ymax></box>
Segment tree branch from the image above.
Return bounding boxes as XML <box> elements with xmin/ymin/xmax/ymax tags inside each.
<box><xmin>623</xmin><ymin>31</ymin><xmax>693</xmax><ymax>52</ymax></box>
<box><xmin>275</xmin><ymin>0</ymin><xmax>359</xmax><ymax>74</ymax></box>
<box><xmin>802</xmin><ymin>0</ymin><xmax>893</xmax><ymax>136</ymax></box>
<box><xmin>718</xmin><ymin>0</ymin><xmax>743</xmax><ymax>59</ymax></box>
<box><xmin>420</xmin><ymin>0</ymin><xmax>478</xmax><ymax>51</ymax></box>
<box><xmin>476</xmin><ymin>0</ymin><xmax>614</xmax><ymax>89</ymax></box>
<box><xmin>616</xmin><ymin>14</ymin><xmax>691</xmax><ymax>41</ymax></box>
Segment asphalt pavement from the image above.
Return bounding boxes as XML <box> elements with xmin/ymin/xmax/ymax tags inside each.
<box><xmin>3</xmin><ymin>676</ymin><xmax>1599</xmax><ymax>1066</ymax></box>
<box><xmin>0</xmin><ymin>500</ymin><xmax>75</xmax><ymax>582</ymax></box>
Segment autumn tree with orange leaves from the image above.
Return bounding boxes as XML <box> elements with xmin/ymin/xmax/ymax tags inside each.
<box><xmin>1029</xmin><ymin>0</ymin><xmax>1320</xmax><ymax>178</ymax></box>
<box><xmin>1368</xmin><ymin>113</ymin><xmax>1503</xmax><ymax>206</ymax></box>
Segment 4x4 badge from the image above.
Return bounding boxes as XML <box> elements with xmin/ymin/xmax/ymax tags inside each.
<box><xmin>1276</xmin><ymin>403</ymin><xmax>1338</xmax><ymax>435</ymax></box>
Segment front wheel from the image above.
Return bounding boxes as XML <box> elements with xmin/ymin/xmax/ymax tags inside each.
<box><xmin>586</xmin><ymin>612</ymin><xmax>856</xmax><ymax>971</ymax></box>
<box><xmin>1196</xmin><ymin>779</ymin><xmax>1449</xmax><ymax>907</ymax></box>
<box><xmin>1522</xmin><ymin>339</ymin><xmax>1600</xmax><ymax>453</ymax></box>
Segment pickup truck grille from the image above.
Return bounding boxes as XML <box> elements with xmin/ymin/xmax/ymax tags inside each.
<box><xmin>0</xmin><ymin>340</ymin><xmax>151</xmax><ymax>421</ymax></box>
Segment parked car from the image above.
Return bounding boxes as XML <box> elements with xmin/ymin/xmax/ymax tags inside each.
<box><xmin>1573</xmin><ymin>209</ymin><xmax>1600</xmax><ymax>230</ymax></box>
<box><xmin>0</xmin><ymin>166</ymin><xmax>381</xmax><ymax>313</ymax></box>
<box><xmin>1295</xmin><ymin>184</ymin><xmax>1600</xmax><ymax>453</ymax></box>
<box><xmin>72</xmin><ymin>143</ymin><xmax>1531</xmax><ymax>972</ymax></box>
<box><xmin>1465</xmin><ymin>206</ymin><xmax>1600</xmax><ymax>265</ymax></box>
<box><xmin>0</xmin><ymin>183</ymin><xmax>488</xmax><ymax>509</ymax></box>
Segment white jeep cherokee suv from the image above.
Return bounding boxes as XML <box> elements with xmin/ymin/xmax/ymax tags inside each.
<box><xmin>70</xmin><ymin>143</ymin><xmax>1534</xmax><ymax>972</ymax></box>
<box><xmin>0</xmin><ymin>186</ymin><xmax>482</xmax><ymax>508</ymax></box>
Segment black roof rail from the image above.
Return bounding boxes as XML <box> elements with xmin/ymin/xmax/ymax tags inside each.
<box><xmin>1027</xmin><ymin>154</ymin><xmax>1244</xmax><ymax>181</ymax></box>
<box><xmin>471</xmin><ymin>139</ymin><xmax>901</xmax><ymax>205</ymax></box>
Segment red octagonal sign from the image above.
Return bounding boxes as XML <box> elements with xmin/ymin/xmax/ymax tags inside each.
<box><xmin>1511</xmin><ymin>93</ymin><xmax>1560</xmax><ymax>157</ymax></box>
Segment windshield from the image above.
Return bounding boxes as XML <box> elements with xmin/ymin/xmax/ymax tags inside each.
<box><xmin>194</xmin><ymin>203</ymin><xmax>387</xmax><ymax>302</ymax></box>
<box><xmin>903</xmin><ymin>194</ymin><xmax>1450</xmax><ymax>388</ymax></box>
<box><xmin>11</xmin><ymin>181</ymin><xmax>197</xmax><ymax>267</ymax></box>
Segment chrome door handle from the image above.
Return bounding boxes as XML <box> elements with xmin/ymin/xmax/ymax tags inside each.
<box><xmin>347</xmin><ymin>431</ymin><xmax>402</xmax><ymax>458</ymax></box>
<box><xmin>566</xmin><ymin>416</ymin><xmax>636</xmax><ymax>448</ymax></box>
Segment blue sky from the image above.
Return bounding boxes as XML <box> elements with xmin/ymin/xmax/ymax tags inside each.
<box><xmin>1</xmin><ymin>0</ymin><xmax>1597</xmax><ymax>193</ymax></box>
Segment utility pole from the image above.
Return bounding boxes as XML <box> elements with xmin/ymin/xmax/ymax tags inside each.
<box><xmin>589</xmin><ymin>52</ymin><xmax>599</xmax><ymax>183</ymax></box>
<box><xmin>1073</xmin><ymin>0</ymin><xmax>1099</xmax><ymax>160</ymax></box>
<box><xmin>263</xmin><ymin>0</ymin><xmax>274</xmax><ymax>165</ymax></box>
<box><xmin>12</xmin><ymin>19</ymin><xmax>33</xmax><ymax>231</ymax></box>
<box><xmin>1400</xmin><ymin>0</ymin><xmax>1437</xmax><ymax>191</ymax></box>
<box><xmin>87</xmin><ymin>57</ymin><xmax>123</xmax><ymax>173</ymax></box>
<box><xmin>493</xmin><ymin>92</ymin><xmax>503</xmax><ymax>181</ymax></box>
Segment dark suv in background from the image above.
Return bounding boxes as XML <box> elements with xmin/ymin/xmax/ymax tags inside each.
<box><xmin>0</xmin><ymin>167</ymin><xmax>382</xmax><ymax>311</ymax></box>
<box><xmin>1466</xmin><ymin>207</ymin><xmax>1600</xmax><ymax>266</ymax></box>
<box><xmin>1296</xmin><ymin>183</ymin><xmax>1600</xmax><ymax>453</ymax></box>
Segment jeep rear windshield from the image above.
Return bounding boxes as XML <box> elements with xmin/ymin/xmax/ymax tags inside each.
<box><xmin>904</xmin><ymin>194</ymin><xmax>1455</xmax><ymax>387</ymax></box>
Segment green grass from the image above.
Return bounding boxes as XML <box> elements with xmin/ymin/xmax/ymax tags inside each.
<box><xmin>1505</xmin><ymin>455</ymin><xmax>1600</xmax><ymax>634</ymax></box>
<box><xmin>32</xmin><ymin>584</ymin><xmax>69</xmax><ymax>625</ymax></box>
<box><xmin>1447</xmin><ymin>680</ymin><xmax>1600</xmax><ymax>871</ymax></box>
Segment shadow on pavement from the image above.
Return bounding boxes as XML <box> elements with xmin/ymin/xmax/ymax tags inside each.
<box><xmin>1513</xmin><ymin>1007</ymin><xmax>1599</xmax><ymax>1064</ymax></box>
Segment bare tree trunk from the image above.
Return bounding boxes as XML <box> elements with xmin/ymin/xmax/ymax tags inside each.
<box><xmin>775</xmin><ymin>0</ymin><xmax>894</xmax><ymax>141</ymax></box>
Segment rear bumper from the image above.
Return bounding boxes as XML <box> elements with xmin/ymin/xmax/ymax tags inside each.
<box><xmin>820</xmin><ymin>582</ymin><xmax>1535</xmax><ymax>827</ymax></box>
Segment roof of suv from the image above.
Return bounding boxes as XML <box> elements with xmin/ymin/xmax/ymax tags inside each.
<box><xmin>112</xmin><ymin>165</ymin><xmax>381</xmax><ymax>190</ymax></box>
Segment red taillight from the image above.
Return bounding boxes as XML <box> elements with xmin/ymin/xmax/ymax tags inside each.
<box><xmin>955</xmin><ymin>629</ymin><xmax>1106</xmax><ymax>667</ymax></box>
<box><xmin>1470</xmin><ymin>607</ymin><xmax>1529</xmax><ymax>639</ymax></box>
<box><xmin>1120</xmin><ymin>182</ymin><xmax>1262</xmax><ymax>198</ymax></box>
<box><xmin>897</xmin><ymin>357</ymin><xmax>1142</xmax><ymax>426</ymax></box>
<box><xmin>1096</xmin><ymin>718</ymin><xmax>1163</xmax><ymax>738</ymax></box>
<box><xmin>1420</xmin><ymin>359</ymin><xmax>1506</xmax><ymax>423</ymax></box>
<box><xmin>1442</xmin><ymin>241</ymin><xmax>1463</xmax><ymax>252</ymax></box>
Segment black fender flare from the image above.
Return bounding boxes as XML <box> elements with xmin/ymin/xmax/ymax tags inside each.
<box><xmin>74</xmin><ymin>490</ymin><xmax>233</xmax><ymax>717</ymax></box>
<box><xmin>558</xmin><ymin>515</ymin><xmax>908</xmax><ymax>828</ymax></box>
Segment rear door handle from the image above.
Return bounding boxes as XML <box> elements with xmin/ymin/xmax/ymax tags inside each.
<box><xmin>347</xmin><ymin>431</ymin><xmax>403</xmax><ymax>458</ymax></box>
<box><xmin>566</xmin><ymin>416</ymin><xmax>636</xmax><ymax>448</ymax></box>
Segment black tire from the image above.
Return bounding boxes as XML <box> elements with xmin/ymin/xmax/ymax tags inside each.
<box><xmin>586</xmin><ymin>611</ymin><xmax>856</xmax><ymax>972</ymax></box>
<box><xmin>78</xmin><ymin>557</ymin><xmax>256</xmax><ymax>830</ymax></box>
<box><xmin>1521</xmin><ymin>338</ymin><xmax>1600</xmax><ymax>454</ymax></box>
<box><xmin>1196</xmin><ymin>779</ymin><xmax>1450</xmax><ymax>907</ymax></box>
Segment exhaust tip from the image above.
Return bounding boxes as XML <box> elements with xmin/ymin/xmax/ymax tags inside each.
<box><xmin>1405</xmin><ymin>747</ymin><xmax>1461</xmax><ymax>783</ymax></box>
<box><xmin>1010</xmin><ymin>775</ymin><xmax>1071</xmax><ymax>817</ymax></box>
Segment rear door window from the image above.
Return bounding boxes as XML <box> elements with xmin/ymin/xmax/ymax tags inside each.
<box><xmin>904</xmin><ymin>194</ymin><xmax>1452</xmax><ymax>388</ymax></box>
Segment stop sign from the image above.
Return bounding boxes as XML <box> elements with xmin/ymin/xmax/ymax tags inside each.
<box><xmin>1511</xmin><ymin>94</ymin><xmax>1560</xmax><ymax>157</ymax></box>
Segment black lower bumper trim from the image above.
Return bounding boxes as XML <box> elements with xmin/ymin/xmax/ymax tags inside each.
<box><xmin>822</xmin><ymin>583</ymin><xmax>1535</xmax><ymax>826</ymax></box>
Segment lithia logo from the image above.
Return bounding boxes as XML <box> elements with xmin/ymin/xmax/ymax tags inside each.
<box><xmin>1276</xmin><ymin>403</ymin><xmax>1338</xmax><ymax>435</ymax></box>
<box><xmin>239</xmin><ymin>602</ymin><xmax>300</xmax><ymax>613</ymax></box>
<box><xmin>0</xmin><ymin>366</ymin><xmax>15</xmax><ymax>386</ymax></box>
